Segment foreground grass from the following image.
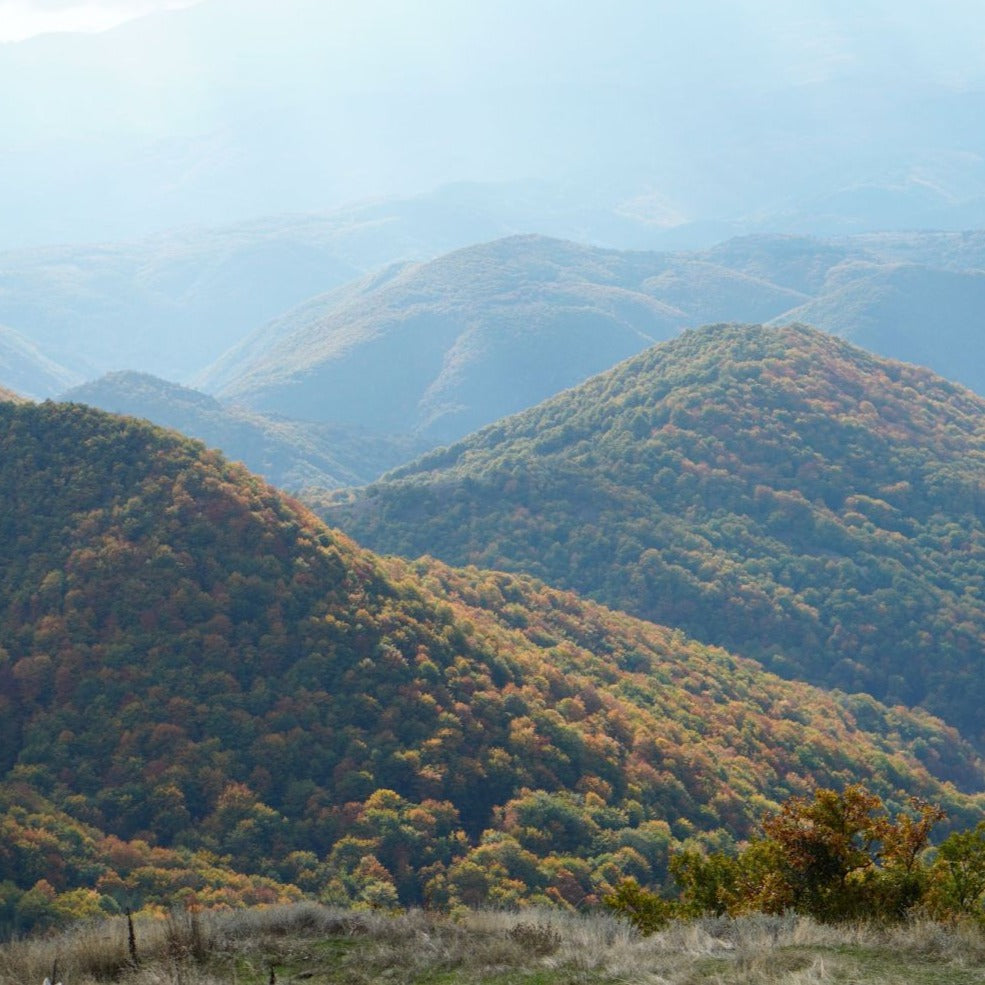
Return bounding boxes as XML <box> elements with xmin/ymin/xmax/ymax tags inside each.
<box><xmin>3</xmin><ymin>904</ymin><xmax>985</xmax><ymax>985</ymax></box>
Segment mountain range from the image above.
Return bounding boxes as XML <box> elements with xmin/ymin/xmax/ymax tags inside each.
<box><xmin>318</xmin><ymin>323</ymin><xmax>985</xmax><ymax>745</ymax></box>
<box><xmin>5</xmin><ymin>217</ymin><xmax>985</xmax><ymax>418</ymax></box>
<box><xmin>199</xmin><ymin>236</ymin><xmax>695</xmax><ymax>442</ymax></box>
<box><xmin>6</xmin><ymin>0</ymin><xmax>985</xmax><ymax>935</ymax></box>
<box><xmin>1</xmin><ymin>397</ymin><xmax>982</xmax><ymax>918</ymax></box>
<box><xmin>0</xmin><ymin>184</ymin><xmax>715</xmax><ymax>394</ymax></box>
<box><xmin>27</xmin><ymin>230</ymin><xmax>985</xmax><ymax>504</ymax></box>
<box><xmin>193</xmin><ymin>232</ymin><xmax>985</xmax><ymax>468</ymax></box>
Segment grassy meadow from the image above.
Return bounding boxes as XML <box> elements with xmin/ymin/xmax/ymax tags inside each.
<box><xmin>3</xmin><ymin>903</ymin><xmax>985</xmax><ymax>985</ymax></box>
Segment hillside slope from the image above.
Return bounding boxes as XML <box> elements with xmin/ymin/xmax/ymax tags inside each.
<box><xmin>1</xmin><ymin>400</ymin><xmax>981</xmax><ymax>916</ymax></box>
<box><xmin>204</xmin><ymin>233</ymin><xmax>985</xmax><ymax>449</ymax></box>
<box><xmin>7</xmin><ymin>224</ymin><xmax>985</xmax><ymax>420</ymax></box>
<box><xmin>0</xmin><ymin>324</ymin><xmax>78</xmax><ymax>398</ymax></box>
<box><xmin>0</xmin><ymin>183</ymin><xmax>681</xmax><ymax>390</ymax></box>
<box><xmin>60</xmin><ymin>372</ymin><xmax>425</xmax><ymax>491</ymax></box>
<box><xmin>772</xmin><ymin>262</ymin><xmax>985</xmax><ymax>396</ymax></box>
<box><xmin>204</xmin><ymin>236</ymin><xmax>806</xmax><ymax>443</ymax></box>
<box><xmin>320</xmin><ymin>323</ymin><xmax>985</xmax><ymax>743</ymax></box>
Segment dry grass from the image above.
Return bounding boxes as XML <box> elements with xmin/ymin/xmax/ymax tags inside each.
<box><xmin>2</xmin><ymin>904</ymin><xmax>985</xmax><ymax>985</ymax></box>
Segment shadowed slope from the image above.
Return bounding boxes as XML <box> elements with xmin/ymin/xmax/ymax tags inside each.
<box><xmin>0</xmin><ymin>324</ymin><xmax>78</xmax><ymax>398</ymax></box>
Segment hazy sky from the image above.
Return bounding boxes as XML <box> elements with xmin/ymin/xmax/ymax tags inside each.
<box><xmin>0</xmin><ymin>0</ymin><xmax>202</xmax><ymax>41</ymax></box>
<box><xmin>0</xmin><ymin>0</ymin><xmax>983</xmax><ymax>247</ymax></box>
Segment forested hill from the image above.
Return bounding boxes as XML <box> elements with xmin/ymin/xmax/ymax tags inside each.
<box><xmin>202</xmin><ymin>235</ymin><xmax>809</xmax><ymax>444</ymax></box>
<box><xmin>1</xmin><ymin>400</ymin><xmax>982</xmax><ymax>919</ymax></box>
<box><xmin>319</xmin><ymin>323</ymin><xmax>985</xmax><ymax>744</ymax></box>
<box><xmin>202</xmin><ymin>236</ymin><xmax>675</xmax><ymax>442</ymax></box>
<box><xmin>60</xmin><ymin>371</ymin><xmax>427</xmax><ymax>491</ymax></box>
<box><xmin>201</xmin><ymin>232</ymin><xmax>985</xmax><ymax>452</ymax></box>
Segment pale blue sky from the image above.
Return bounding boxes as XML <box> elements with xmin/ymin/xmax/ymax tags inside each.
<box><xmin>1</xmin><ymin>0</ymin><xmax>982</xmax><ymax>77</ymax></box>
<box><xmin>0</xmin><ymin>0</ymin><xmax>202</xmax><ymax>41</ymax></box>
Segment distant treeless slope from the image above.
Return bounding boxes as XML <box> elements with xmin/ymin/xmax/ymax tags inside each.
<box><xmin>319</xmin><ymin>323</ymin><xmax>985</xmax><ymax>744</ymax></box>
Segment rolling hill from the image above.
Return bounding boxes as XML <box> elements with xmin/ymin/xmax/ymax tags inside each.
<box><xmin>0</xmin><ymin>183</ymin><xmax>682</xmax><ymax>390</ymax></box>
<box><xmin>60</xmin><ymin>372</ymin><xmax>426</xmax><ymax>491</ymax></box>
<box><xmin>318</xmin><ymin>323</ymin><xmax>985</xmax><ymax>744</ymax></box>
<box><xmin>1</xmin><ymin>398</ymin><xmax>981</xmax><ymax>921</ymax></box>
<box><xmin>202</xmin><ymin>235</ymin><xmax>808</xmax><ymax>443</ymax></box>
<box><xmin>202</xmin><ymin>232</ymin><xmax>985</xmax><ymax>451</ymax></box>
<box><xmin>7</xmin><ymin>220</ymin><xmax>985</xmax><ymax>432</ymax></box>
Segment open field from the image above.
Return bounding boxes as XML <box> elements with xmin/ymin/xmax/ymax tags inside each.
<box><xmin>3</xmin><ymin>904</ymin><xmax>985</xmax><ymax>985</ymax></box>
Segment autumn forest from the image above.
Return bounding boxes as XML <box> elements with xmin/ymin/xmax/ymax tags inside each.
<box><xmin>2</xmin><ymin>317</ymin><xmax>985</xmax><ymax>937</ymax></box>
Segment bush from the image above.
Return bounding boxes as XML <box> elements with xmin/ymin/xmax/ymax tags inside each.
<box><xmin>927</xmin><ymin>822</ymin><xmax>985</xmax><ymax>921</ymax></box>
<box><xmin>602</xmin><ymin>878</ymin><xmax>675</xmax><ymax>934</ymax></box>
<box><xmin>668</xmin><ymin>785</ymin><xmax>945</xmax><ymax>923</ymax></box>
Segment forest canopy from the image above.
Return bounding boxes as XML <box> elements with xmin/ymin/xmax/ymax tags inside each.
<box><xmin>0</xmin><ymin>399</ymin><xmax>983</xmax><ymax>931</ymax></box>
<box><xmin>320</xmin><ymin>324</ymin><xmax>985</xmax><ymax>743</ymax></box>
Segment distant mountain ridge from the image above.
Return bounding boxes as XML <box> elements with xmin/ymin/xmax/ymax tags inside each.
<box><xmin>318</xmin><ymin>323</ymin><xmax>985</xmax><ymax>745</ymax></box>
<box><xmin>5</xmin><ymin>221</ymin><xmax>985</xmax><ymax>405</ymax></box>
<box><xmin>8</xmin><ymin>227</ymin><xmax>985</xmax><ymax>494</ymax></box>
<box><xmin>0</xmin><ymin>184</ymin><xmax>691</xmax><ymax>387</ymax></box>
<box><xmin>198</xmin><ymin>234</ymin><xmax>824</xmax><ymax>444</ymax></box>
<box><xmin>203</xmin><ymin>236</ymin><xmax>688</xmax><ymax>441</ymax></box>
<box><xmin>4</xmin><ymin>1</ymin><xmax>985</xmax><ymax>249</ymax></box>
<box><xmin>201</xmin><ymin>232</ymin><xmax>985</xmax><ymax>451</ymax></box>
<box><xmin>60</xmin><ymin>371</ymin><xmax>426</xmax><ymax>490</ymax></box>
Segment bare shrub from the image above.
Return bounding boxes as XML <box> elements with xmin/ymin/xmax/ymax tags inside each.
<box><xmin>508</xmin><ymin>921</ymin><xmax>562</xmax><ymax>956</ymax></box>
